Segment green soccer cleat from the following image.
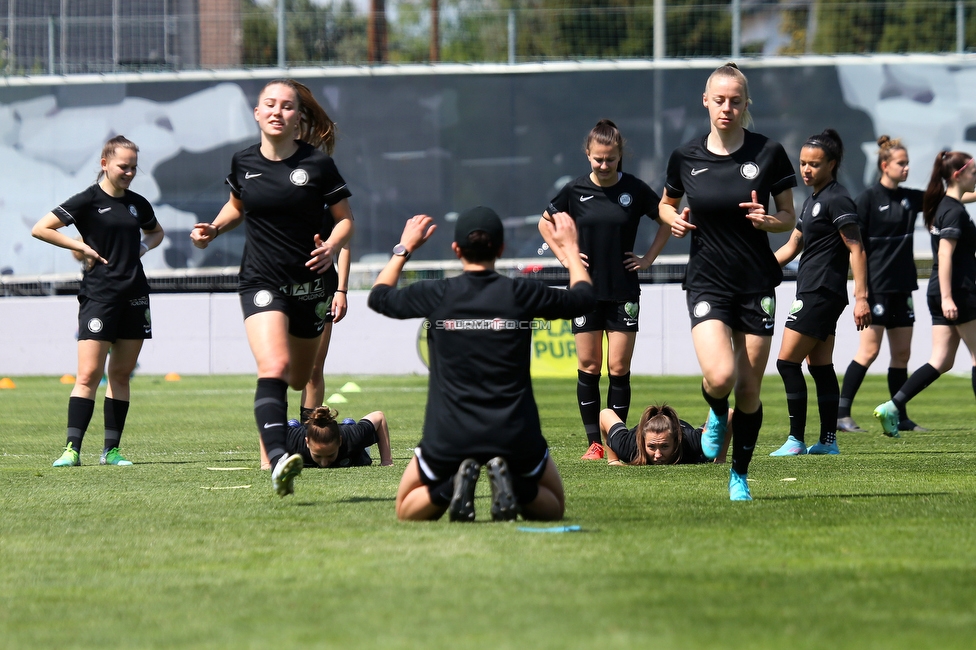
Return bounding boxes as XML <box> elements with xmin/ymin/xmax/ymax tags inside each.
<box><xmin>100</xmin><ymin>448</ymin><xmax>133</xmax><ymax>466</ymax></box>
<box><xmin>52</xmin><ymin>444</ymin><xmax>80</xmax><ymax>467</ymax></box>
<box><xmin>873</xmin><ymin>401</ymin><xmax>901</xmax><ymax>438</ymax></box>
<box><xmin>271</xmin><ymin>453</ymin><xmax>303</xmax><ymax>497</ymax></box>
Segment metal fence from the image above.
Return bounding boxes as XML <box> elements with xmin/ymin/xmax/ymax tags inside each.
<box><xmin>2</xmin><ymin>1</ymin><xmax>975</xmax><ymax>76</ymax></box>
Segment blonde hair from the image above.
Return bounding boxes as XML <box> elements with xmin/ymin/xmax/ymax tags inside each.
<box><xmin>260</xmin><ymin>79</ymin><xmax>337</xmax><ymax>155</ymax></box>
<box><xmin>705</xmin><ymin>62</ymin><xmax>753</xmax><ymax>129</ymax></box>
<box><xmin>877</xmin><ymin>134</ymin><xmax>907</xmax><ymax>172</ymax></box>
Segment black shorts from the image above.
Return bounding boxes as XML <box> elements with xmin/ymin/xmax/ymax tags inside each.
<box><xmin>572</xmin><ymin>300</ymin><xmax>640</xmax><ymax>333</ymax></box>
<box><xmin>240</xmin><ymin>283</ymin><xmax>333</xmax><ymax>339</ymax></box>
<box><xmin>928</xmin><ymin>291</ymin><xmax>976</xmax><ymax>326</ymax></box>
<box><xmin>78</xmin><ymin>295</ymin><xmax>152</xmax><ymax>342</ymax></box>
<box><xmin>414</xmin><ymin>447</ymin><xmax>550</xmax><ymax>506</ymax></box>
<box><xmin>869</xmin><ymin>292</ymin><xmax>915</xmax><ymax>329</ymax></box>
<box><xmin>606</xmin><ymin>422</ymin><xmax>638</xmax><ymax>463</ymax></box>
<box><xmin>686</xmin><ymin>289</ymin><xmax>776</xmax><ymax>335</ymax></box>
<box><xmin>785</xmin><ymin>289</ymin><xmax>847</xmax><ymax>341</ymax></box>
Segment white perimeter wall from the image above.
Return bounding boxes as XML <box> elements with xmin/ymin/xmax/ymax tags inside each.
<box><xmin>0</xmin><ymin>280</ymin><xmax>970</xmax><ymax>377</ymax></box>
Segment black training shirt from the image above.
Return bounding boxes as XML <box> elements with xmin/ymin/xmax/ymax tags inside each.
<box><xmin>855</xmin><ymin>183</ymin><xmax>922</xmax><ymax>294</ymax></box>
<box><xmin>285</xmin><ymin>419</ymin><xmax>377</xmax><ymax>468</ymax></box>
<box><xmin>928</xmin><ymin>196</ymin><xmax>976</xmax><ymax>301</ymax></box>
<box><xmin>369</xmin><ymin>272</ymin><xmax>595</xmax><ymax>467</ymax></box>
<box><xmin>665</xmin><ymin>130</ymin><xmax>796</xmax><ymax>293</ymax></box>
<box><xmin>795</xmin><ymin>180</ymin><xmax>859</xmax><ymax>300</ymax></box>
<box><xmin>54</xmin><ymin>184</ymin><xmax>158</xmax><ymax>302</ymax></box>
<box><xmin>227</xmin><ymin>141</ymin><xmax>351</xmax><ymax>291</ymax></box>
<box><xmin>548</xmin><ymin>172</ymin><xmax>661</xmax><ymax>301</ymax></box>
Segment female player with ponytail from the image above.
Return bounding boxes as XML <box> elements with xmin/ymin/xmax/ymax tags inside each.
<box><xmin>191</xmin><ymin>79</ymin><xmax>354</xmax><ymax>496</ymax></box>
<box><xmin>768</xmin><ymin>129</ymin><xmax>871</xmax><ymax>457</ymax></box>
<box><xmin>659</xmin><ymin>62</ymin><xmax>797</xmax><ymax>500</ymax></box>
<box><xmin>874</xmin><ymin>150</ymin><xmax>976</xmax><ymax>435</ymax></box>
<box><xmin>540</xmin><ymin>119</ymin><xmax>670</xmax><ymax>460</ymax></box>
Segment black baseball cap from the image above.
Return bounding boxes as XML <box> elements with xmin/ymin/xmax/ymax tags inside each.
<box><xmin>454</xmin><ymin>206</ymin><xmax>504</xmax><ymax>248</ymax></box>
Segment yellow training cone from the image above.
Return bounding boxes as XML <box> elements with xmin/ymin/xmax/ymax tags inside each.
<box><xmin>0</xmin><ymin>377</ymin><xmax>16</xmax><ymax>389</ymax></box>
<box><xmin>326</xmin><ymin>393</ymin><xmax>348</xmax><ymax>404</ymax></box>
<box><xmin>60</xmin><ymin>374</ymin><xmax>76</xmax><ymax>384</ymax></box>
<box><xmin>164</xmin><ymin>372</ymin><xmax>182</xmax><ymax>382</ymax></box>
<box><xmin>339</xmin><ymin>382</ymin><xmax>361</xmax><ymax>393</ymax></box>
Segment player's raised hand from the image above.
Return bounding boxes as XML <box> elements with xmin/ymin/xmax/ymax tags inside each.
<box><xmin>400</xmin><ymin>214</ymin><xmax>437</xmax><ymax>252</ymax></box>
<box><xmin>671</xmin><ymin>207</ymin><xmax>695</xmax><ymax>238</ymax></box>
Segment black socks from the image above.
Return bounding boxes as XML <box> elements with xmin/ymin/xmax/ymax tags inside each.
<box><xmin>777</xmin><ymin>359</ymin><xmax>807</xmax><ymax>442</ymax></box>
<box><xmin>577</xmin><ymin>370</ymin><xmax>602</xmax><ymax>446</ymax></box>
<box><xmin>808</xmin><ymin>364</ymin><xmax>838</xmax><ymax>445</ymax></box>
<box><xmin>838</xmin><ymin>360</ymin><xmax>867</xmax><ymax>418</ymax></box>
<box><xmin>730</xmin><ymin>404</ymin><xmax>762</xmax><ymax>477</ymax></box>
<box><xmin>103</xmin><ymin>397</ymin><xmax>130</xmax><ymax>452</ymax></box>
<box><xmin>893</xmin><ymin>363</ymin><xmax>941</xmax><ymax>410</ymax></box>
<box><xmin>701</xmin><ymin>382</ymin><xmax>731</xmax><ymax>419</ymax></box>
<box><xmin>66</xmin><ymin>396</ymin><xmax>95</xmax><ymax>453</ymax></box>
<box><xmin>607</xmin><ymin>373</ymin><xmax>631</xmax><ymax>424</ymax></box>
<box><xmin>887</xmin><ymin>367</ymin><xmax>910</xmax><ymax>419</ymax></box>
<box><xmin>255</xmin><ymin>378</ymin><xmax>289</xmax><ymax>467</ymax></box>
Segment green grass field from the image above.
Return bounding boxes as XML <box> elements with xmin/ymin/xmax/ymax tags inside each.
<box><xmin>2</xmin><ymin>373</ymin><xmax>975</xmax><ymax>649</ymax></box>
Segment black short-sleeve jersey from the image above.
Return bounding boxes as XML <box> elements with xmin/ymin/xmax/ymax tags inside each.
<box><xmin>664</xmin><ymin>130</ymin><xmax>797</xmax><ymax>293</ymax></box>
<box><xmin>927</xmin><ymin>196</ymin><xmax>976</xmax><ymax>301</ymax></box>
<box><xmin>795</xmin><ymin>180</ymin><xmax>859</xmax><ymax>299</ymax></box>
<box><xmin>548</xmin><ymin>172</ymin><xmax>660</xmax><ymax>301</ymax></box>
<box><xmin>285</xmin><ymin>418</ymin><xmax>377</xmax><ymax>468</ymax></box>
<box><xmin>613</xmin><ymin>420</ymin><xmax>708</xmax><ymax>465</ymax></box>
<box><xmin>855</xmin><ymin>184</ymin><xmax>922</xmax><ymax>294</ymax></box>
<box><xmin>54</xmin><ymin>184</ymin><xmax>158</xmax><ymax>302</ymax></box>
<box><xmin>227</xmin><ymin>141</ymin><xmax>352</xmax><ymax>292</ymax></box>
<box><xmin>368</xmin><ymin>271</ymin><xmax>595</xmax><ymax>465</ymax></box>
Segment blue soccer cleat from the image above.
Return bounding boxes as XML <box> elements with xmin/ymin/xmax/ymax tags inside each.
<box><xmin>729</xmin><ymin>468</ymin><xmax>752</xmax><ymax>501</ymax></box>
<box><xmin>873</xmin><ymin>401</ymin><xmax>901</xmax><ymax>438</ymax></box>
<box><xmin>807</xmin><ymin>440</ymin><xmax>840</xmax><ymax>455</ymax></box>
<box><xmin>769</xmin><ymin>436</ymin><xmax>807</xmax><ymax>456</ymax></box>
<box><xmin>700</xmin><ymin>409</ymin><xmax>728</xmax><ymax>460</ymax></box>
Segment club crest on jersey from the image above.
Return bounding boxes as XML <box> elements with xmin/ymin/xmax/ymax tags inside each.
<box><xmin>253</xmin><ymin>290</ymin><xmax>273</xmax><ymax>307</ymax></box>
<box><xmin>88</xmin><ymin>318</ymin><xmax>103</xmax><ymax>333</ymax></box>
<box><xmin>873</xmin><ymin>303</ymin><xmax>885</xmax><ymax>316</ymax></box>
<box><xmin>128</xmin><ymin>205</ymin><xmax>138</xmax><ymax>217</ymax></box>
<box><xmin>574</xmin><ymin>315</ymin><xmax>586</xmax><ymax>327</ymax></box>
<box><xmin>618</xmin><ymin>193</ymin><xmax>633</xmax><ymax>207</ymax></box>
<box><xmin>901</xmin><ymin>198</ymin><xmax>911</xmax><ymax>211</ymax></box>
<box><xmin>290</xmin><ymin>169</ymin><xmax>309</xmax><ymax>186</ymax></box>
<box><xmin>740</xmin><ymin>162</ymin><xmax>759</xmax><ymax>180</ymax></box>
<box><xmin>693</xmin><ymin>301</ymin><xmax>710</xmax><ymax>318</ymax></box>
<box><xmin>812</xmin><ymin>202</ymin><xmax>821</xmax><ymax>217</ymax></box>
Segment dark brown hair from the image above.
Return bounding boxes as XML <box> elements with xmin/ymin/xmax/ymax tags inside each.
<box><xmin>584</xmin><ymin>119</ymin><xmax>625</xmax><ymax>173</ymax></box>
<box><xmin>802</xmin><ymin>128</ymin><xmax>844</xmax><ymax>180</ymax></box>
<box><xmin>304</xmin><ymin>405</ymin><xmax>341</xmax><ymax>446</ymax></box>
<box><xmin>261</xmin><ymin>79</ymin><xmax>337</xmax><ymax>155</ymax></box>
<box><xmin>457</xmin><ymin>231</ymin><xmax>501</xmax><ymax>263</ymax></box>
<box><xmin>97</xmin><ymin>135</ymin><xmax>138</xmax><ymax>181</ymax></box>
<box><xmin>923</xmin><ymin>150</ymin><xmax>973</xmax><ymax>230</ymax></box>
<box><xmin>629</xmin><ymin>404</ymin><xmax>683</xmax><ymax>466</ymax></box>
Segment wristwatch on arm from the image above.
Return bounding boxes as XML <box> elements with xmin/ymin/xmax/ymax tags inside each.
<box><xmin>392</xmin><ymin>243</ymin><xmax>411</xmax><ymax>261</ymax></box>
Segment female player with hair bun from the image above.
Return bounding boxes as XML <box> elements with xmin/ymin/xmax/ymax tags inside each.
<box><xmin>874</xmin><ymin>150</ymin><xmax>976</xmax><ymax>435</ymax></box>
<box><xmin>191</xmin><ymin>78</ymin><xmax>354</xmax><ymax>497</ymax></box>
<box><xmin>659</xmin><ymin>62</ymin><xmax>797</xmax><ymax>500</ymax></box>
<box><xmin>539</xmin><ymin>119</ymin><xmax>670</xmax><ymax>460</ymax></box>
<box><xmin>285</xmin><ymin>406</ymin><xmax>393</xmax><ymax>468</ymax></box>
<box><xmin>768</xmin><ymin>129</ymin><xmax>871</xmax><ymax>457</ymax></box>
<box><xmin>838</xmin><ymin>136</ymin><xmax>976</xmax><ymax>433</ymax></box>
<box><xmin>599</xmin><ymin>404</ymin><xmax>731</xmax><ymax>466</ymax></box>
<box><xmin>32</xmin><ymin>135</ymin><xmax>164</xmax><ymax>467</ymax></box>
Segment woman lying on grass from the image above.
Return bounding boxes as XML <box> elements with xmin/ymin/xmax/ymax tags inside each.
<box><xmin>599</xmin><ymin>404</ymin><xmax>732</xmax><ymax>466</ymax></box>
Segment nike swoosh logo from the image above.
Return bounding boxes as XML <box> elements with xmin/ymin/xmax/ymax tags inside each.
<box><xmin>764</xmin><ymin>323</ymin><xmax>774</xmax><ymax>330</ymax></box>
<box><xmin>580</xmin><ymin>196</ymin><xmax>594</xmax><ymax>202</ymax></box>
<box><xmin>98</xmin><ymin>207</ymin><xmax>111</xmax><ymax>213</ymax></box>
<box><xmin>245</xmin><ymin>172</ymin><xmax>262</xmax><ymax>179</ymax></box>
<box><xmin>691</xmin><ymin>167</ymin><xmax>708</xmax><ymax>176</ymax></box>
<box><xmin>612</xmin><ymin>405</ymin><xmax>626</xmax><ymax>409</ymax></box>
<box><xmin>580</xmin><ymin>400</ymin><xmax>596</xmax><ymax>406</ymax></box>
<box><xmin>263</xmin><ymin>422</ymin><xmax>283</xmax><ymax>429</ymax></box>
<box><xmin>743</xmin><ymin>445</ymin><xmax>755</xmax><ymax>451</ymax></box>
<box><xmin>879</xmin><ymin>205</ymin><xmax>890</xmax><ymax>211</ymax></box>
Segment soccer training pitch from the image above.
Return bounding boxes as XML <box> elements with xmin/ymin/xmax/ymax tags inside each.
<box><xmin>2</xmin><ymin>373</ymin><xmax>974</xmax><ymax>649</ymax></box>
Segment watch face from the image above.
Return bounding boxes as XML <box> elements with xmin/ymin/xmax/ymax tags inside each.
<box><xmin>393</xmin><ymin>244</ymin><xmax>408</xmax><ymax>256</ymax></box>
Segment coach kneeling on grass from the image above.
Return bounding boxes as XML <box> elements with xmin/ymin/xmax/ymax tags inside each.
<box><xmin>368</xmin><ymin>207</ymin><xmax>595</xmax><ymax>522</ymax></box>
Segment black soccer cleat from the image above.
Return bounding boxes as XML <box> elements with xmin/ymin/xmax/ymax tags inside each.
<box><xmin>485</xmin><ymin>457</ymin><xmax>519</xmax><ymax>522</ymax></box>
<box><xmin>448</xmin><ymin>458</ymin><xmax>481</xmax><ymax>522</ymax></box>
